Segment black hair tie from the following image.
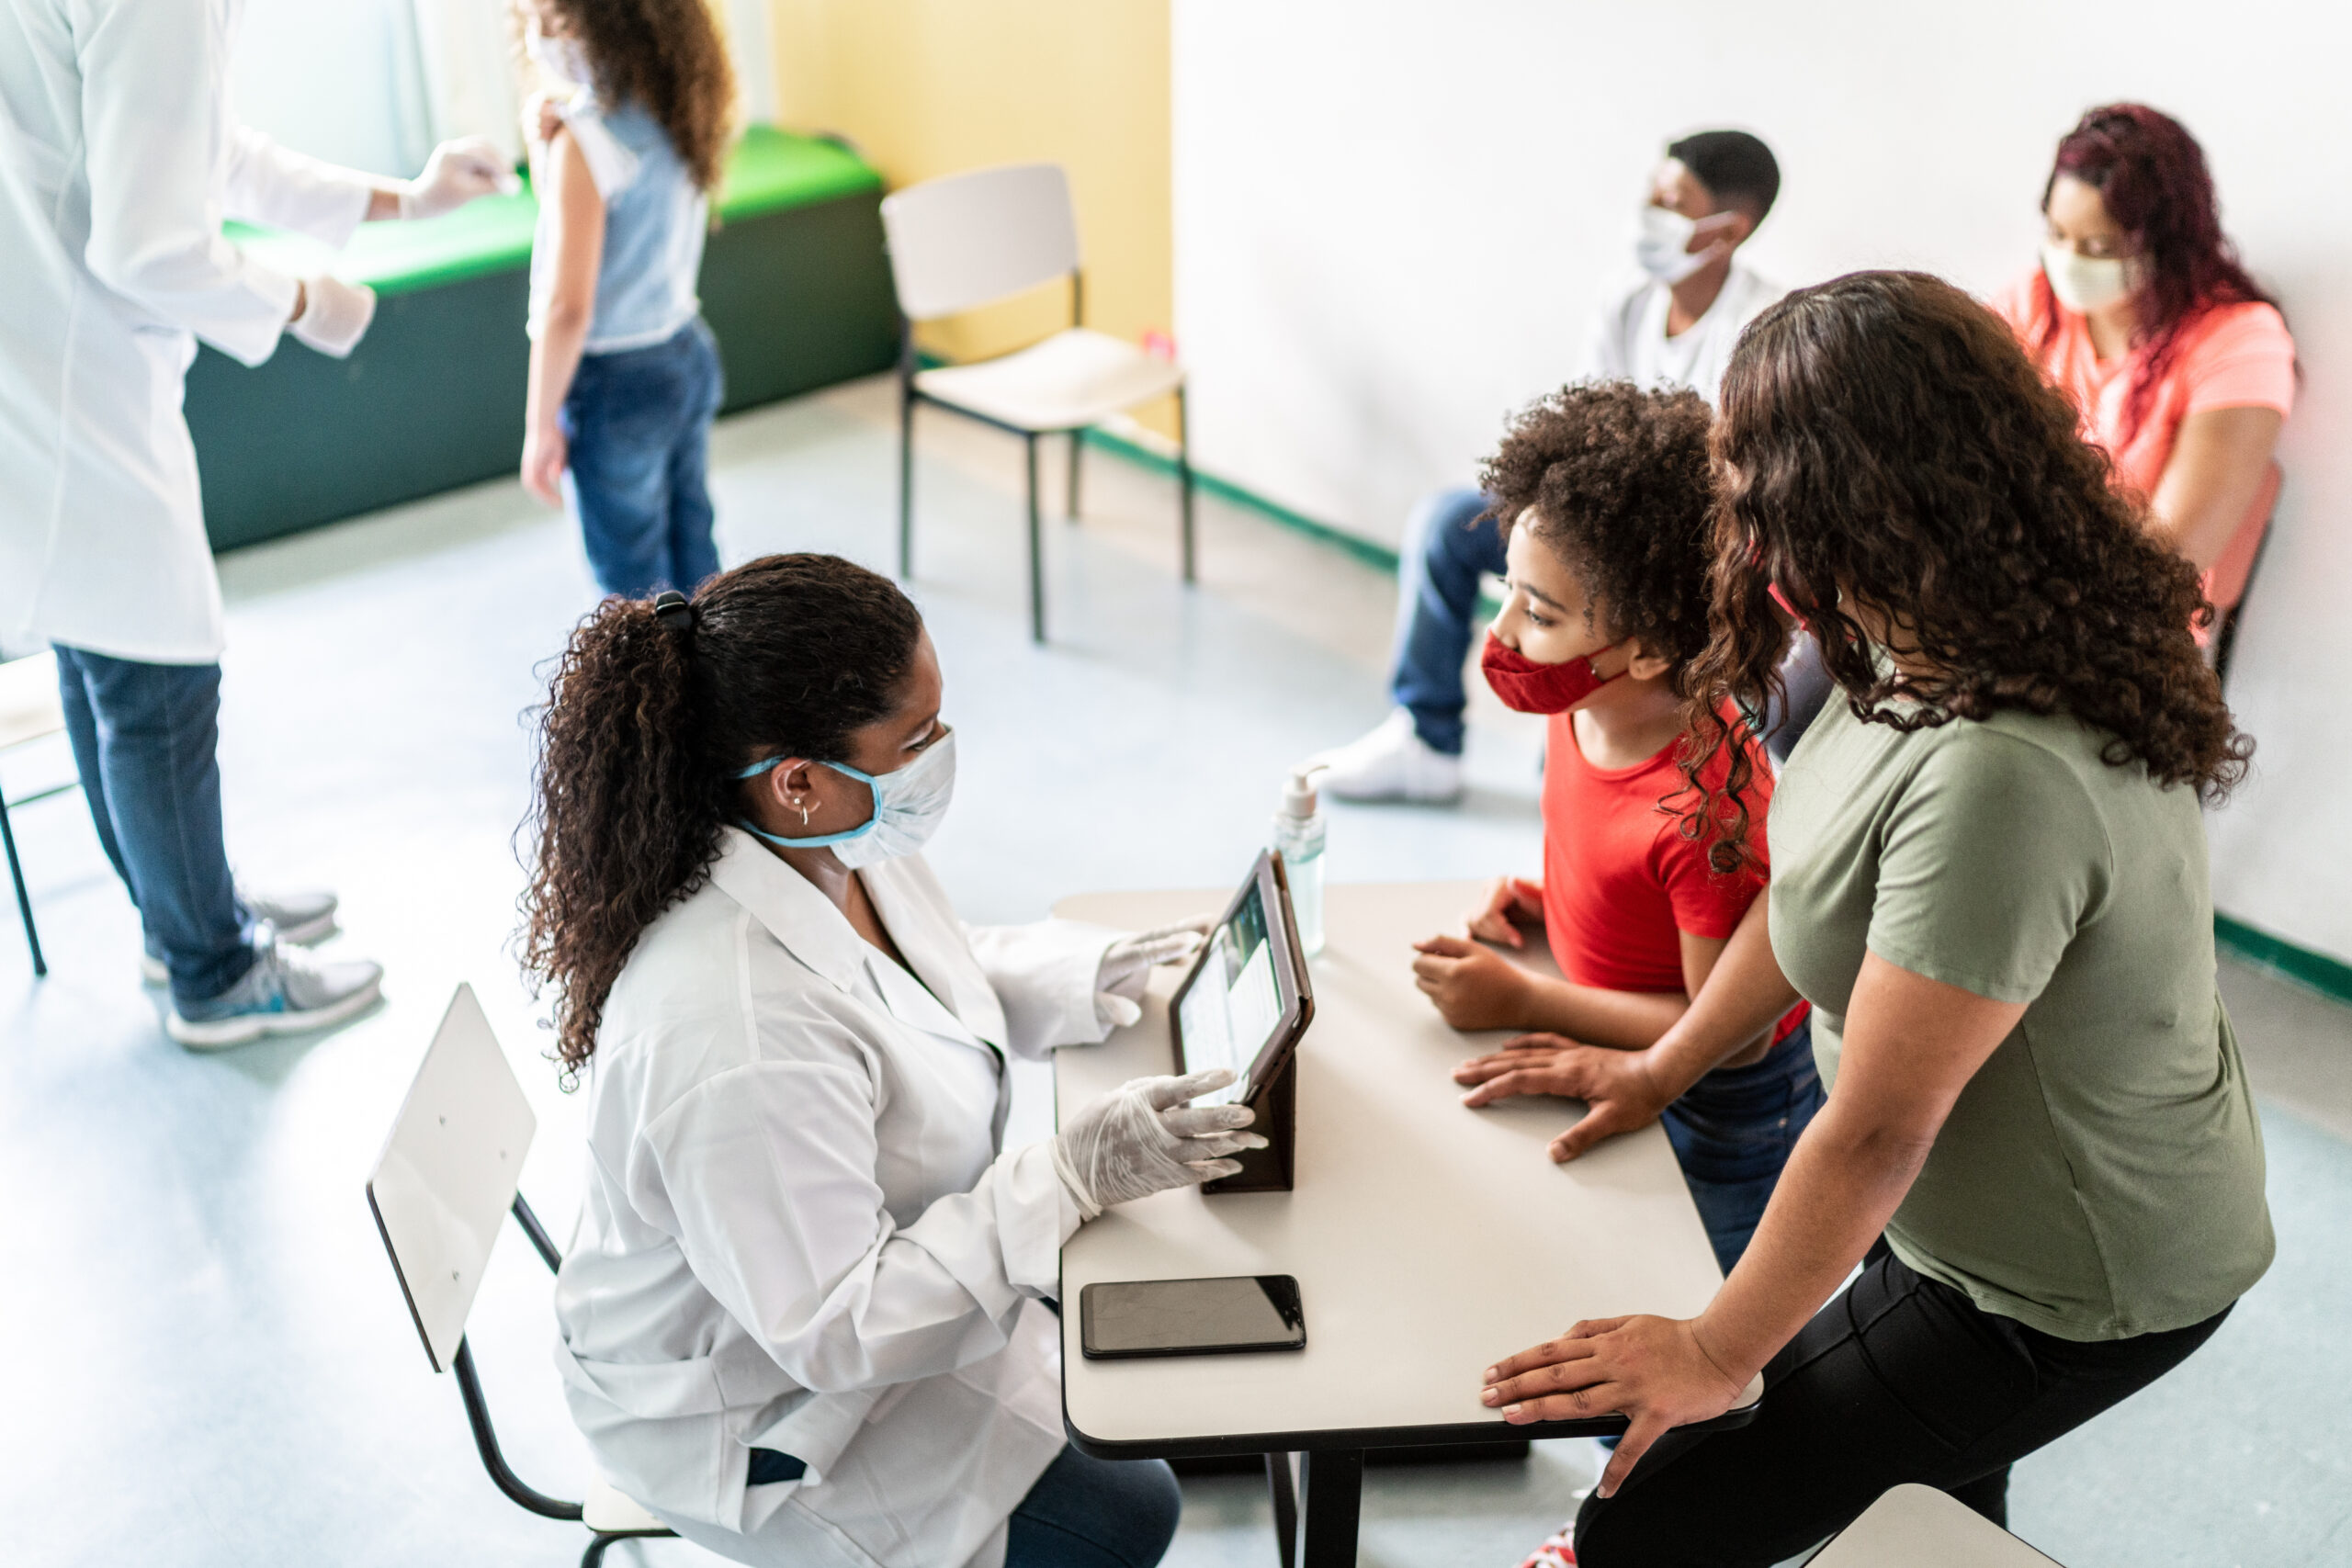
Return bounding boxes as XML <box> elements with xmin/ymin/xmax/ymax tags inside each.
<box><xmin>651</xmin><ymin>590</ymin><xmax>696</xmax><ymax>636</ymax></box>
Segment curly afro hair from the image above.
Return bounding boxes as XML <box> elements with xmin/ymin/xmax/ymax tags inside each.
<box><xmin>1478</xmin><ymin>380</ymin><xmax>1721</xmax><ymax>680</ymax></box>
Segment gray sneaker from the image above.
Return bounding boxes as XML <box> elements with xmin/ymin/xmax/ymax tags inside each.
<box><xmin>141</xmin><ymin>886</ymin><xmax>341</xmax><ymax>986</ymax></box>
<box><xmin>166</xmin><ymin>937</ymin><xmax>383</xmax><ymax>1050</ymax></box>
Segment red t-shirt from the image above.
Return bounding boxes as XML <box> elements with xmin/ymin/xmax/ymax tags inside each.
<box><xmin>1540</xmin><ymin>711</ymin><xmax>1806</xmax><ymax>1042</ymax></box>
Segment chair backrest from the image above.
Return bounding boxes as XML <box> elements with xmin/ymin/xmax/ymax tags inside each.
<box><xmin>368</xmin><ymin>983</ymin><xmax>538</xmax><ymax>1373</ymax></box>
<box><xmin>1808</xmin><ymin>1484</ymin><xmax>2064</xmax><ymax>1567</ymax></box>
<box><xmin>880</xmin><ymin>163</ymin><xmax>1080</xmax><ymax>321</ymax></box>
<box><xmin>0</xmin><ymin>651</ymin><xmax>65</xmax><ymax>753</ymax></box>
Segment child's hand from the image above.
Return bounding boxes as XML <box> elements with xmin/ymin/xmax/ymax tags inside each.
<box><xmin>1454</xmin><ymin>1032</ymin><xmax>1672</xmax><ymax>1162</ymax></box>
<box><xmin>1410</xmin><ymin>934</ymin><xmax>1533</xmax><ymax>1031</ymax></box>
<box><xmin>1465</xmin><ymin>876</ymin><xmax>1544</xmax><ymax>949</ymax></box>
<box><xmin>522</xmin><ymin>423</ymin><xmax>568</xmax><ymax>507</ymax></box>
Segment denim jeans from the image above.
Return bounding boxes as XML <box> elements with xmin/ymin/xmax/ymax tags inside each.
<box><xmin>53</xmin><ymin>645</ymin><xmax>254</xmax><ymax>1003</ymax></box>
<box><xmin>563</xmin><ymin>317</ymin><xmax>725</xmax><ymax>600</ymax></box>
<box><xmin>1388</xmin><ymin>487</ymin><xmax>1505</xmax><ymax>757</ymax></box>
<box><xmin>1661</xmin><ymin>1020</ymin><xmax>1825</xmax><ymax>1275</ymax></box>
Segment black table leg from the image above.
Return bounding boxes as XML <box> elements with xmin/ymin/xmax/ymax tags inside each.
<box><xmin>1295</xmin><ymin>1448</ymin><xmax>1363</xmax><ymax>1568</ymax></box>
<box><xmin>1267</xmin><ymin>1453</ymin><xmax>1298</xmax><ymax>1568</ymax></box>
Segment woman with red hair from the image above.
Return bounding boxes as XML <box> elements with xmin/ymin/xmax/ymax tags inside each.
<box><xmin>1993</xmin><ymin>104</ymin><xmax>2295</xmax><ymax>645</ymax></box>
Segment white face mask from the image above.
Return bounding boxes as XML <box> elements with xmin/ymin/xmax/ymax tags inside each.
<box><xmin>737</xmin><ymin>729</ymin><xmax>958</xmax><ymax>870</ymax></box>
<box><xmin>526</xmin><ymin>23</ymin><xmax>593</xmax><ymax>91</ymax></box>
<box><xmin>1635</xmin><ymin>205</ymin><xmax>1727</xmax><ymax>285</ymax></box>
<box><xmin>2041</xmin><ymin>243</ymin><xmax>2132</xmax><ymax>314</ymax></box>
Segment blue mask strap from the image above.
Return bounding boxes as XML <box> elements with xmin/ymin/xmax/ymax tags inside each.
<box><xmin>734</xmin><ymin>754</ymin><xmax>878</xmax><ymax>851</ymax></box>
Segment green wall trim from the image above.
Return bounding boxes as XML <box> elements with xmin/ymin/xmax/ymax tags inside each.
<box><xmin>1077</xmin><ymin>426</ymin><xmax>1402</xmax><ymax>574</ymax></box>
<box><xmin>2214</xmin><ymin>914</ymin><xmax>2352</xmax><ymax>1004</ymax></box>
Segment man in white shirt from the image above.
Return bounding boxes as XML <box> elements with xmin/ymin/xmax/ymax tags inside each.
<box><xmin>0</xmin><ymin>0</ymin><xmax>508</xmax><ymax>1043</ymax></box>
<box><xmin>1313</xmin><ymin>130</ymin><xmax>1794</xmax><ymax>802</ymax></box>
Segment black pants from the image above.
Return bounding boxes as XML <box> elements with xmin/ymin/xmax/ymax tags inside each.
<box><xmin>1574</xmin><ymin>1244</ymin><xmax>2232</xmax><ymax>1567</ymax></box>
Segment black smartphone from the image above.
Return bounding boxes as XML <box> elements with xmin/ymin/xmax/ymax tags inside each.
<box><xmin>1079</xmin><ymin>1275</ymin><xmax>1307</xmax><ymax>1359</ymax></box>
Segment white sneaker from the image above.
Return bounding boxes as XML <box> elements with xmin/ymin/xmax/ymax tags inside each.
<box><xmin>166</xmin><ymin>937</ymin><xmax>383</xmax><ymax>1050</ymax></box>
<box><xmin>1308</xmin><ymin>710</ymin><xmax>1464</xmax><ymax>804</ymax></box>
<box><xmin>141</xmin><ymin>886</ymin><xmax>340</xmax><ymax>986</ymax></box>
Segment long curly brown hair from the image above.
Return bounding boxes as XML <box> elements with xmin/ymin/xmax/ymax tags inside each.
<box><xmin>526</xmin><ymin>0</ymin><xmax>736</xmax><ymax>192</ymax></box>
<box><xmin>518</xmin><ymin>556</ymin><xmax>924</xmax><ymax>1077</ymax></box>
<box><xmin>1679</xmin><ymin>270</ymin><xmax>2251</xmax><ymax>865</ymax></box>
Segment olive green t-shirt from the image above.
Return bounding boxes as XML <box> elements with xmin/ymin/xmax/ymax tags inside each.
<box><xmin>1770</xmin><ymin>697</ymin><xmax>2272</xmax><ymax>1341</ymax></box>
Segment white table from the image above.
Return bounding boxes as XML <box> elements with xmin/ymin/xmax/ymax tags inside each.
<box><xmin>1054</xmin><ymin>882</ymin><xmax>1758</xmax><ymax>1567</ymax></box>
<box><xmin>1810</xmin><ymin>1485</ymin><xmax>2067</xmax><ymax>1566</ymax></box>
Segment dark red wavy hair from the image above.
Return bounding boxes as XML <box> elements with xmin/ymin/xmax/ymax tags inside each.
<box><xmin>2026</xmin><ymin>103</ymin><xmax>2283</xmax><ymax>447</ymax></box>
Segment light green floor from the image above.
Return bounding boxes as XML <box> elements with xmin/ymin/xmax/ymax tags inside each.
<box><xmin>0</xmin><ymin>378</ymin><xmax>2344</xmax><ymax>1567</ymax></box>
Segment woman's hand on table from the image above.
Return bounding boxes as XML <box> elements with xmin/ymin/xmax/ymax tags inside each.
<box><xmin>1480</xmin><ymin>1314</ymin><xmax>1750</xmax><ymax>1497</ymax></box>
<box><xmin>1453</xmin><ymin>1032</ymin><xmax>1674</xmax><ymax>1162</ymax></box>
<box><xmin>1411</xmin><ymin>934</ymin><xmax>1535</xmax><ymax>1030</ymax></box>
<box><xmin>1464</xmin><ymin>876</ymin><xmax>1544</xmax><ymax>949</ymax></box>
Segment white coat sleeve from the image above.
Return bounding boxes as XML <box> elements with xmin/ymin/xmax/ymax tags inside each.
<box><xmin>72</xmin><ymin>0</ymin><xmax>299</xmax><ymax>366</ymax></box>
<box><xmin>636</xmin><ymin>1059</ymin><xmax>1080</xmax><ymax>1396</ymax></box>
<box><xmin>965</xmin><ymin>919</ymin><xmax>1125</xmax><ymax>1059</ymax></box>
<box><xmin>221</xmin><ymin>126</ymin><xmax>373</xmax><ymax>248</ymax></box>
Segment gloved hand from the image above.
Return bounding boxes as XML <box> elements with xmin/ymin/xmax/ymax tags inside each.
<box><xmin>1092</xmin><ymin>916</ymin><xmax>1215</xmax><ymax>1030</ymax></box>
<box><xmin>288</xmin><ymin>275</ymin><xmax>377</xmax><ymax>357</ymax></box>
<box><xmin>1050</xmin><ymin>1068</ymin><xmax>1267</xmax><ymax>1218</ymax></box>
<box><xmin>398</xmin><ymin>136</ymin><xmax>520</xmax><ymax>220</ymax></box>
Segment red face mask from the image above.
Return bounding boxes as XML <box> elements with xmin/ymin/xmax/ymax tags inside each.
<box><xmin>1480</xmin><ymin>632</ymin><xmax>1621</xmax><ymax>715</ymax></box>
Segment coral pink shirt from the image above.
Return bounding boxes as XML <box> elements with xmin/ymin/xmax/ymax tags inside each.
<box><xmin>1990</xmin><ymin>273</ymin><xmax>2295</xmax><ymax>613</ymax></box>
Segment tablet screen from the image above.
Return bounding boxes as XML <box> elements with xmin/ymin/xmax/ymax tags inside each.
<box><xmin>1177</xmin><ymin>880</ymin><xmax>1284</xmax><ymax>1108</ymax></box>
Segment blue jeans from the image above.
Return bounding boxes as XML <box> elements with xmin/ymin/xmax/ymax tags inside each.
<box><xmin>563</xmin><ymin>317</ymin><xmax>724</xmax><ymax>599</ymax></box>
<box><xmin>1007</xmin><ymin>1445</ymin><xmax>1182</xmax><ymax>1568</ymax></box>
<box><xmin>1389</xmin><ymin>487</ymin><xmax>1505</xmax><ymax>757</ymax></box>
<box><xmin>1661</xmin><ymin>1020</ymin><xmax>1825</xmax><ymax>1274</ymax></box>
<box><xmin>53</xmin><ymin>646</ymin><xmax>255</xmax><ymax>1003</ymax></box>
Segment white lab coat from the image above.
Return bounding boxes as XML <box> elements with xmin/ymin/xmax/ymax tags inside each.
<box><xmin>0</xmin><ymin>0</ymin><xmax>375</xmax><ymax>662</ymax></box>
<box><xmin>553</xmin><ymin>829</ymin><xmax>1126</xmax><ymax>1568</ymax></box>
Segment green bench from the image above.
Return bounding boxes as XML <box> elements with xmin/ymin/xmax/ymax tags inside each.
<box><xmin>184</xmin><ymin>126</ymin><xmax>897</xmax><ymax>551</ymax></box>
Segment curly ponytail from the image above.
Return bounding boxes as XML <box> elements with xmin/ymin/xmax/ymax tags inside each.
<box><xmin>517</xmin><ymin>555</ymin><xmax>925</xmax><ymax>1078</ymax></box>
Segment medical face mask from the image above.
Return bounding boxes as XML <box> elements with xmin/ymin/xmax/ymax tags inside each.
<box><xmin>2041</xmin><ymin>243</ymin><xmax>2132</xmax><ymax>314</ymax></box>
<box><xmin>736</xmin><ymin>730</ymin><xmax>956</xmax><ymax>870</ymax></box>
<box><xmin>1635</xmin><ymin>206</ymin><xmax>1722</xmax><ymax>285</ymax></box>
<box><xmin>526</xmin><ymin>24</ymin><xmax>594</xmax><ymax>91</ymax></box>
<box><xmin>1480</xmin><ymin>632</ymin><xmax>1622</xmax><ymax>715</ymax></box>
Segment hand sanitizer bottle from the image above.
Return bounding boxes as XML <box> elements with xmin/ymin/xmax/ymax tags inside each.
<box><xmin>1274</xmin><ymin>764</ymin><xmax>1329</xmax><ymax>957</ymax></box>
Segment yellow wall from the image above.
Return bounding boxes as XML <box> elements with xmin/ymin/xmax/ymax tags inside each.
<box><xmin>768</xmin><ymin>0</ymin><xmax>1174</xmax><ymax>434</ymax></box>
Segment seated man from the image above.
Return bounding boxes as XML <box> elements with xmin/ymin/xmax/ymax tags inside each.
<box><xmin>1311</xmin><ymin>130</ymin><xmax>1813</xmax><ymax>801</ymax></box>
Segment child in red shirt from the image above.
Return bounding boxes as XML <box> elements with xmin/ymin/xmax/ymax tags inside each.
<box><xmin>1408</xmin><ymin>381</ymin><xmax>1816</xmax><ymax>1278</ymax></box>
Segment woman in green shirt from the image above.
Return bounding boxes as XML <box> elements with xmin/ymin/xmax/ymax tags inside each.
<box><xmin>1474</xmin><ymin>270</ymin><xmax>2270</xmax><ymax>1566</ymax></box>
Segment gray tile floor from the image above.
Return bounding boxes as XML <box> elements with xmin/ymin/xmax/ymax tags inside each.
<box><xmin>1</xmin><ymin>376</ymin><xmax>2346</xmax><ymax>1567</ymax></box>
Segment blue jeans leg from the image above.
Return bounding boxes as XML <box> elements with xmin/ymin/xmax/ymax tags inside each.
<box><xmin>1661</xmin><ymin>1021</ymin><xmax>1826</xmax><ymax>1274</ymax></box>
<box><xmin>1004</xmin><ymin>1445</ymin><xmax>1182</xmax><ymax>1568</ymax></box>
<box><xmin>1388</xmin><ymin>487</ymin><xmax>1506</xmax><ymax>757</ymax></box>
<box><xmin>564</xmin><ymin>320</ymin><xmax>723</xmax><ymax>599</ymax></box>
<box><xmin>51</xmin><ymin>645</ymin><xmax>254</xmax><ymax>1002</ymax></box>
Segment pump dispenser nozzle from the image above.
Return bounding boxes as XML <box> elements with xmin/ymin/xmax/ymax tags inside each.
<box><xmin>1283</xmin><ymin>762</ymin><xmax>1329</xmax><ymax>821</ymax></box>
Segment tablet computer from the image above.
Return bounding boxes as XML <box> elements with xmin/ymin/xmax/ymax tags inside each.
<box><xmin>1170</xmin><ymin>849</ymin><xmax>1314</xmax><ymax>1110</ymax></box>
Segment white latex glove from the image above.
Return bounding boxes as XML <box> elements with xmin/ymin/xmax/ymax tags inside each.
<box><xmin>288</xmin><ymin>275</ymin><xmax>377</xmax><ymax>357</ymax></box>
<box><xmin>1092</xmin><ymin>915</ymin><xmax>1216</xmax><ymax>1030</ymax></box>
<box><xmin>398</xmin><ymin>136</ymin><xmax>520</xmax><ymax>220</ymax></box>
<box><xmin>1050</xmin><ymin>1068</ymin><xmax>1267</xmax><ymax>1218</ymax></box>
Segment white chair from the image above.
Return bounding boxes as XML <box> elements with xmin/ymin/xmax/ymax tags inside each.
<box><xmin>1808</xmin><ymin>1483</ymin><xmax>2067</xmax><ymax>1566</ymax></box>
<box><xmin>367</xmin><ymin>984</ymin><xmax>673</xmax><ymax>1565</ymax></box>
<box><xmin>0</xmin><ymin>650</ymin><xmax>75</xmax><ymax>977</ymax></box>
<box><xmin>880</xmin><ymin>162</ymin><xmax>1194</xmax><ymax>643</ymax></box>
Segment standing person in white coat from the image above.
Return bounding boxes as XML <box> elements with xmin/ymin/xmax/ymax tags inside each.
<box><xmin>517</xmin><ymin>553</ymin><xmax>1262</xmax><ymax>1568</ymax></box>
<box><xmin>0</xmin><ymin>0</ymin><xmax>510</xmax><ymax>1043</ymax></box>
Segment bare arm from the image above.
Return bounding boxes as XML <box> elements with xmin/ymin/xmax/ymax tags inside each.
<box><xmin>521</xmin><ymin>130</ymin><xmax>605</xmax><ymax>506</ymax></box>
<box><xmin>2146</xmin><ymin>405</ymin><xmax>2282</xmax><ymax>573</ymax></box>
<box><xmin>1477</xmin><ymin>952</ymin><xmax>2024</xmax><ymax>1494</ymax></box>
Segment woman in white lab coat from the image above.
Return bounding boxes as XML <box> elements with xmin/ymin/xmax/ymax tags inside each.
<box><xmin>518</xmin><ymin>554</ymin><xmax>1261</xmax><ymax>1568</ymax></box>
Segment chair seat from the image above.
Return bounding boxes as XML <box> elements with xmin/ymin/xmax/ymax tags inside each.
<box><xmin>915</xmin><ymin>328</ymin><xmax>1183</xmax><ymax>433</ymax></box>
<box><xmin>583</xmin><ymin>1474</ymin><xmax>667</xmax><ymax>1534</ymax></box>
<box><xmin>0</xmin><ymin>651</ymin><xmax>64</xmax><ymax>754</ymax></box>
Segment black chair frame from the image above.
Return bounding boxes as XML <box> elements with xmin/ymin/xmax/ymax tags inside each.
<box><xmin>896</xmin><ymin>266</ymin><xmax>1196</xmax><ymax>644</ymax></box>
<box><xmin>1</xmin><ymin>773</ymin><xmax>75</xmax><ymax>979</ymax></box>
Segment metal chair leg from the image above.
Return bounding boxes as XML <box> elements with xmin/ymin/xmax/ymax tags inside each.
<box><xmin>582</xmin><ymin>1534</ymin><xmax>616</xmax><ymax>1568</ymax></box>
<box><xmin>1068</xmin><ymin>429</ymin><xmax>1083</xmax><ymax>519</ymax></box>
<box><xmin>1267</xmin><ymin>1452</ymin><xmax>1298</xmax><ymax>1568</ymax></box>
<box><xmin>1175</xmin><ymin>386</ymin><xmax>1197</xmax><ymax>584</ymax></box>
<box><xmin>0</xmin><ymin>793</ymin><xmax>44</xmax><ymax>978</ymax></box>
<box><xmin>898</xmin><ymin>380</ymin><xmax>917</xmax><ymax>579</ymax></box>
<box><xmin>1025</xmin><ymin>434</ymin><xmax>1046</xmax><ymax>643</ymax></box>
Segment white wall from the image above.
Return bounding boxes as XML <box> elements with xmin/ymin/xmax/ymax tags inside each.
<box><xmin>1172</xmin><ymin>0</ymin><xmax>2352</xmax><ymax>964</ymax></box>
